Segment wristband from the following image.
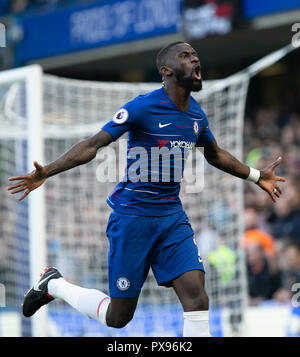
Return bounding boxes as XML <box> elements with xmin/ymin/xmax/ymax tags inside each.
<box><xmin>246</xmin><ymin>167</ymin><xmax>260</xmax><ymax>183</ymax></box>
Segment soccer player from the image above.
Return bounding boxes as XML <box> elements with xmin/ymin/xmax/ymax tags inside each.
<box><xmin>7</xmin><ymin>42</ymin><xmax>285</xmax><ymax>337</ymax></box>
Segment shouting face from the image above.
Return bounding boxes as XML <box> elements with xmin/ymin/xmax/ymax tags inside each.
<box><xmin>161</xmin><ymin>43</ymin><xmax>202</xmax><ymax>92</ymax></box>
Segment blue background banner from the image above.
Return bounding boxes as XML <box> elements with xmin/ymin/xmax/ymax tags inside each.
<box><xmin>16</xmin><ymin>0</ymin><xmax>182</xmax><ymax>63</ymax></box>
<box><xmin>242</xmin><ymin>0</ymin><xmax>300</xmax><ymax>19</ymax></box>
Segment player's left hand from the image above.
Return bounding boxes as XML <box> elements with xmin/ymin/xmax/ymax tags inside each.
<box><xmin>257</xmin><ymin>156</ymin><xmax>286</xmax><ymax>203</ymax></box>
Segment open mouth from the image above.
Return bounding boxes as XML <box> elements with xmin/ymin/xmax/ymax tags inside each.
<box><xmin>193</xmin><ymin>65</ymin><xmax>201</xmax><ymax>81</ymax></box>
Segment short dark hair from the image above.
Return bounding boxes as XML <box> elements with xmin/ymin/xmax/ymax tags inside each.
<box><xmin>156</xmin><ymin>41</ymin><xmax>185</xmax><ymax>74</ymax></box>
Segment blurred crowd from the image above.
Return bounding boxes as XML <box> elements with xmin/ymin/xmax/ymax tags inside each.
<box><xmin>242</xmin><ymin>91</ymin><xmax>300</xmax><ymax>306</ymax></box>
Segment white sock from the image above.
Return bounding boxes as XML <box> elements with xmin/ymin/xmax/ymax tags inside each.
<box><xmin>183</xmin><ymin>310</ymin><xmax>211</xmax><ymax>337</ymax></box>
<box><xmin>48</xmin><ymin>277</ymin><xmax>110</xmax><ymax>326</ymax></box>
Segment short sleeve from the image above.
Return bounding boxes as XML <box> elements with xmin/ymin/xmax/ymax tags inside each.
<box><xmin>101</xmin><ymin>96</ymin><xmax>142</xmax><ymax>141</ymax></box>
<box><xmin>195</xmin><ymin>126</ymin><xmax>215</xmax><ymax>147</ymax></box>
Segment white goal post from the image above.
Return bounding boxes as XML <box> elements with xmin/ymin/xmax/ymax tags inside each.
<box><xmin>0</xmin><ymin>65</ymin><xmax>47</xmax><ymax>337</ymax></box>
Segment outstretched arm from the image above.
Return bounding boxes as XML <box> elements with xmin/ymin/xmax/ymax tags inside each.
<box><xmin>7</xmin><ymin>129</ymin><xmax>113</xmax><ymax>201</ymax></box>
<box><xmin>203</xmin><ymin>139</ymin><xmax>286</xmax><ymax>202</ymax></box>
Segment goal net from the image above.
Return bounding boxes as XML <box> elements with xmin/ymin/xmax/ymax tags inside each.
<box><xmin>0</xmin><ymin>44</ymin><xmax>294</xmax><ymax>337</ymax></box>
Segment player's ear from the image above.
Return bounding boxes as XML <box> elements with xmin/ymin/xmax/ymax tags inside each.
<box><xmin>160</xmin><ymin>65</ymin><xmax>172</xmax><ymax>77</ymax></box>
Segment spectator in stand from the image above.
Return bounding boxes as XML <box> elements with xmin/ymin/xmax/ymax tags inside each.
<box><xmin>243</xmin><ymin>101</ymin><xmax>300</xmax><ymax>308</ymax></box>
<box><xmin>244</xmin><ymin>105</ymin><xmax>300</xmax><ymax>245</ymax></box>
<box><xmin>284</xmin><ymin>145</ymin><xmax>300</xmax><ymax>178</ymax></box>
<box><xmin>242</xmin><ymin>207</ymin><xmax>277</xmax><ymax>271</ymax></box>
<box><xmin>246</xmin><ymin>241</ymin><xmax>281</xmax><ymax>306</ymax></box>
<box><xmin>273</xmin><ymin>241</ymin><xmax>300</xmax><ymax>303</ymax></box>
<box><xmin>268</xmin><ymin>179</ymin><xmax>300</xmax><ymax>242</ymax></box>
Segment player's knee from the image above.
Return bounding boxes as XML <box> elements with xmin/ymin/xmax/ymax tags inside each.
<box><xmin>184</xmin><ymin>286</ymin><xmax>209</xmax><ymax>311</ymax></box>
<box><xmin>197</xmin><ymin>291</ymin><xmax>209</xmax><ymax>310</ymax></box>
<box><xmin>190</xmin><ymin>292</ymin><xmax>209</xmax><ymax>311</ymax></box>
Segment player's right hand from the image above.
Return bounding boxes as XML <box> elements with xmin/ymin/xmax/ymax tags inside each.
<box><xmin>7</xmin><ymin>161</ymin><xmax>47</xmax><ymax>201</ymax></box>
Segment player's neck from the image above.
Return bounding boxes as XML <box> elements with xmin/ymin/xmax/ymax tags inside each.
<box><xmin>163</xmin><ymin>82</ymin><xmax>190</xmax><ymax>111</ymax></box>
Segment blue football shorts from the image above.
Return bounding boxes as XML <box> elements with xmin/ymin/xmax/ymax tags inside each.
<box><xmin>106</xmin><ymin>209</ymin><xmax>205</xmax><ymax>298</ymax></box>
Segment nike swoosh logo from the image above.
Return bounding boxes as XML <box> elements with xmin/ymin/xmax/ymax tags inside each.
<box><xmin>159</xmin><ymin>122</ymin><xmax>171</xmax><ymax>128</ymax></box>
<box><xmin>34</xmin><ymin>273</ymin><xmax>57</xmax><ymax>291</ymax></box>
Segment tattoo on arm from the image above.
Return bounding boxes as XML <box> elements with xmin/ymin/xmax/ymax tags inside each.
<box><xmin>45</xmin><ymin>130</ymin><xmax>113</xmax><ymax>178</ymax></box>
<box><xmin>45</xmin><ymin>140</ymin><xmax>97</xmax><ymax>178</ymax></box>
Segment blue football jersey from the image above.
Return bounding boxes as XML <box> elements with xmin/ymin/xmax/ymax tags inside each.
<box><xmin>101</xmin><ymin>87</ymin><xmax>215</xmax><ymax>216</ymax></box>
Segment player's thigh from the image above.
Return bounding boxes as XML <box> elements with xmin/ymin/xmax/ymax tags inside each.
<box><xmin>151</xmin><ymin>211</ymin><xmax>204</xmax><ymax>288</ymax></box>
<box><xmin>171</xmin><ymin>270</ymin><xmax>209</xmax><ymax>311</ymax></box>
<box><xmin>106</xmin><ymin>211</ymin><xmax>155</xmax><ymax>299</ymax></box>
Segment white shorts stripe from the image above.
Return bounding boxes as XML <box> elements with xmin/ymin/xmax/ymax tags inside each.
<box><xmin>124</xmin><ymin>187</ymin><xmax>159</xmax><ymax>195</ymax></box>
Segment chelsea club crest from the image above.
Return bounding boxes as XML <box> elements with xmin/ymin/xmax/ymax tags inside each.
<box><xmin>117</xmin><ymin>277</ymin><xmax>130</xmax><ymax>291</ymax></box>
<box><xmin>193</xmin><ymin>121</ymin><xmax>199</xmax><ymax>135</ymax></box>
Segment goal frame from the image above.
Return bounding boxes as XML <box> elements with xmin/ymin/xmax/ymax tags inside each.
<box><xmin>0</xmin><ymin>64</ymin><xmax>46</xmax><ymax>337</ymax></box>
